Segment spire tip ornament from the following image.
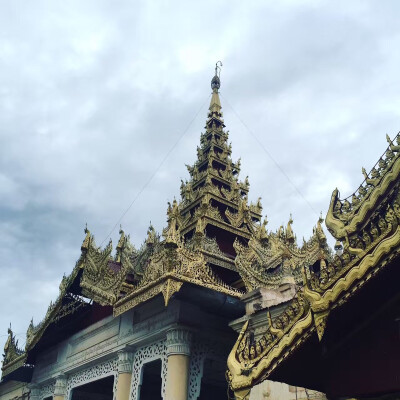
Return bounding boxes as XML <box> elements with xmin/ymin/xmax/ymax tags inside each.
<box><xmin>211</xmin><ymin>61</ymin><xmax>222</xmax><ymax>92</ymax></box>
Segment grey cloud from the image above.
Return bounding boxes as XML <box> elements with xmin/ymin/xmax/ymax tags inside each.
<box><xmin>2</xmin><ymin>0</ymin><xmax>400</xmax><ymax>340</ymax></box>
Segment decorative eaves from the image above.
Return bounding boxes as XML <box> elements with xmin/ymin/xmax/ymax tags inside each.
<box><xmin>227</xmin><ymin>133</ymin><xmax>400</xmax><ymax>399</ymax></box>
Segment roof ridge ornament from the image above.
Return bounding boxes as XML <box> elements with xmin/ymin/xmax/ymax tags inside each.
<box><xmin>215</xmin><ymin>60</ymin><xmax>222</xmax><ymax>78</ymax></box>
<box><xmin>211</xmin><ymin>61</ymin><xmax>222</xmax><ymax>92</ymax></box>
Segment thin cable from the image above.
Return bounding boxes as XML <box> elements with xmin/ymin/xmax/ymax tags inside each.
<box><xmin>221</xmin><ymin>93</ymin><xmax>318</xmax><ymax>217</ymax></box>
<box><xmin>100</xmin><ymin>94</ymin><xmax>211</xmax><ymax>246</ymax></box>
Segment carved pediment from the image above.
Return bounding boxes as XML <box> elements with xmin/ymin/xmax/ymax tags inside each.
<box><xmin>79</xmin><ymin>228</ymin><xmax>134</xmax><ymax>306</ymax></box>
<box><xmin>114</xmin><ymin>222</ymin><xmax>242</xmax><ymax>315</ymax></box>
<box><xmin>2</xmin><ymin>327</ymin><xmax>24</xmax><ymax>366</ymax></box>
<box><xmin>234</xmin><ymin>216</ymin><xmax>329</xmax><ymax>292</ymax></box>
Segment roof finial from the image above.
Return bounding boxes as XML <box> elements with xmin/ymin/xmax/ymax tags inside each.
<box><xmin>215</xmin><ymin>61</ymin><xmax>222</xmax><ymax>77</ymax></box>
<box><xmin>211</xmin><ymin>61</ymin><xmax>222</xmax><ymax>92</ymax></box>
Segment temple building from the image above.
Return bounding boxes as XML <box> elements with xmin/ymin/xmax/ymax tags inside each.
<box><xmin>227</xmin><ymin>134</ymin><xmax>400</xmax><ymax>399</ymax></box>
<box><xmin>1</xmin><ymin>66</ymin><xmax>399</xmax><ymax>400</ymax></box>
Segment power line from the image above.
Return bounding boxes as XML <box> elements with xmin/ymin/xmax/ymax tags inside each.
<box><xmin>100</xmin><ymin>94</ymin><xmax>211</xmax><ymax>246</ymax></box>
<box><xmin>221</xmin><ymin>93</ymin><xmax>318</xmax><ymax>217</ymax></box>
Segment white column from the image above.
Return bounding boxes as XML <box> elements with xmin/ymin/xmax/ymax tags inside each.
<box><xmin>165</xmin><ymin>327</ymin><xmax>192</xmax><ymax>400</ymax></box>
<box><xmin>116</xmin><ymin>349</ymin><xmax>134</xmax><ymax>400</ymax></box>
<box><xmin>53</xmin><ymin>374</ymin><xmax>67</xmax><ymax>400</ymax></box>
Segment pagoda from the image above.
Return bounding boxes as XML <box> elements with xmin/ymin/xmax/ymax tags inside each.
<box><xmin>1</xmin><ymin>66</ymin><xmax>330</xmax><ymax>400</ymax></box>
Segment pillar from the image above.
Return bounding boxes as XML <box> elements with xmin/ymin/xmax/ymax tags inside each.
<box><xmin>53</xmin><ymin>375</ymin><xmax>67</xmax><ymax>400</ymax></box>
<box><xmin>165</xmin><ymin>327</ymin><xmax>192</xmax><ymax>400</ymax></box>
<box><xmin>28</xmin><ymin>385</ymin><xmax>40</xmax><ymax>400</ymax></box>
<box><xmin>116</xmin><ymin>349</ymin><xmax>134</xmax><ymax>400</ymax></box>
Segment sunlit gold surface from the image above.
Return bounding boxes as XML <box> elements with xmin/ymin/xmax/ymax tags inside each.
<box><xmin>227</xmin><ymin>133</ymin><xmax>400</xmax><ymax>398</ymax></box>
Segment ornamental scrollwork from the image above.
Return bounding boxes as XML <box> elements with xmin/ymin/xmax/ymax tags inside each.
<box><xmin>227</xmin><ymin>293</ymin><xmax>312</xmax><ymax>394</ymax></box>
<box><xmin>114</xmin><ymin>220</ymin><xmax>242</xmax><ymax>314</ymax></box>
<box><xmin>249</xmin><ymin>197</ymin><xmax>263</xmax><ymax>216</ymax></box>
<box><xmin>228</xmin><ymin>133</ymin><xmax>400</xmax><ymax>398</ymax></box>
<box><xmin>2</xmin><ymin>326</ymin><xmax>24</xmax><ymax>366</ymax></box>
<box><xmin>185</xmin><ymin>231</ymin><xmax>230</xmax><ymax>260</ymax></box>
<box><xmin>234</xmin><ymin>215</ymin><xmax>329</xmax><ymax>292</ymax></box>
<box><xmin>130</xmin><ymin>224</ymin><xmax>163</xmax><ymax>279</ymax></box>
<box><xmin>225</xmin><ymin>198</ymin><xmax>256</xmax><ymax>232</ymax></box>
<box><xmin>308</xmin><ymin>184</ymin><xmax>400</xmax><ymax>293</ymax></box>
<box><xmin>326</xmin><ymin>132</ymin><xmax>400</xmax><ymax>238</ymax></box>
<box><xmin>65</xmin><ymin>359</ymin><xmax>118</xmax><ymax>400</ymax></box>
<box><xmin>130</xmin><ymin>341</ymin><xmax>167</xmax><ymax>400</ymax></box>
<box><xmin>79</xmin><ymin>228</ymin><xmax>134</xmax><ymax>306</ymax></box>
<box><xmin>40</xmin><ymin>382</ymin><xmax>56</xmax><ymax>400</ymax></box>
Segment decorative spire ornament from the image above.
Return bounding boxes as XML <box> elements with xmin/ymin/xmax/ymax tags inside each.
<box><xmin>211</xmin><ymin>60</ymin><xmax>222</xmax><ymax>92</ymax></box>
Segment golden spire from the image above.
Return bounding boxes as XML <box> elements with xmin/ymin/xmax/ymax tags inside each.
<box><xmin>286</xmin><ymin>214</ymin><xmax>295</xmax><ymax>243</ymax></box>
<box><xmin>209</xmin><ymin>61</ymin><xmax>222</xmax><ymax>114</ymax></box>
<box><xmin>81</xmin><ymin>225</ymin><xmax>91</xmax><ymax>251</ymax></box>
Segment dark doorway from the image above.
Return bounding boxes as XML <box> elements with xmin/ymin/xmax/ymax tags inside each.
<box><xmin>71</xmin><ymin>375</ymin><xmax>114</xmax><ymax>400</ymax></box>
<box><xmin>199</xmin><ymin>358</ymin><xmax>228</xmax><ymax>400</ymax></box>
<box><xmin>139</xmin><ymin>359</ymin><xmax>162</xmax><ymax>400</ymax></box>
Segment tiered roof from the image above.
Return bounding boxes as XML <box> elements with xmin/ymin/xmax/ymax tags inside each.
<box><xmin>1</xmin><ymin>66</ymin><xmax>330</xmax><ymax>381</ymax></box>
<box><xmin>178</xmin><ymin>68</ymin><xmax>262</xmax><ymax>272</ymax></box>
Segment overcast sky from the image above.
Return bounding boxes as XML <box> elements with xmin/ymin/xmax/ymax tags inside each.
<box><xmin>1</xmin><ymin>0</ymin><xmax>400</xmax><ymax>350</ymax></box>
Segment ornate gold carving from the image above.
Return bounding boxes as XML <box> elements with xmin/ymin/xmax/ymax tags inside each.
<box><xmin>177</xmin><ymin>85</ymin><xmax>262</xmax><ymax>255</ymax></box>
<box><xmin>326</xmin><ymin>132</ymin><xmax>400</xmax><ymax>238</ymax></box>
<box><xmin>249</xmin><ymin>197</ymin><xmax>263</xmax><ymax>216</ymax></box>
<box><xmin>161</xmin><ymin>279</ymin><xmax>184</xmax><ymax>306</ymax></box>
<box><xmin>2</xmin><ymin>326</ymin><xmax>24</xmax><ymax>366</ymax></box>
<box><xmin>185</xmin><ymin>232</ymin><xmax>235</xmax><ymax>271</ymax></box>
<box><xmin>131</xmin><ymin>224</ymin><xmax>162</xmax><ymax>278</ymax></box>
<box><xmin>114</xmin><ymin>226</ymin><xmax>242</xmax><ymax>316</ymax></box>
<box><xmin>79</xmin><ymin>229</ymin><xmax>133</xmax><ymax>306</ymax></box>
<box><xmin>225</xmin><ymin>199</ymin><xmax>255</xmax><ymax>232</ymax></box>
<box><xmin>227</xmin><ymin>294</ymin><xmax>313</xmax><ymax>393</ymax></box>
<box><xmin>313</xmin><ymin>310</ymin><xmax>329</xmax><ymax>341</ymax></box>
<box><xmin>181</xmin><ymin>215</ymin><xmax>253</xmax><ymax>239</ymax></box>
<box><xmin>234</xmin><ymin>216</ymin><xmax>329</xmax><ymax>292</ymax></box>
<box><xmin>221</xmin><ymin>185</ymin><xmax>239</xmax><ymax>203</ymax></box>
<box><xmin>311</xmin><ymin>190</ymin><xmax>400</xmax><ymax>293</ymax></box>
<box><xmin>21</xmin><ymin>227</ymin><xmax>135</xmax><ymax>360</ymax></box>
<box><xmin>228</xmin><ymin>134</ymin><xmax>400</xmax><ymax>395</ymax></box>
<box><xmin>191</xmin><ymin>196</ymin><xmax>223</xmax><ymax>225</ymax></box>
<box><xmin>186</xmin><ymin>233</ymin><xmax>224</xmax><ymax>257</ymax></box>
<box><xmin>166</xmin><ymin>198</ymin><xmax>188</xmax><ymax>230</ymax></box>
<box><xmin>285</xmin><ymin>214</ymin><xmax>295</xmax><ymax>243</ymax></box>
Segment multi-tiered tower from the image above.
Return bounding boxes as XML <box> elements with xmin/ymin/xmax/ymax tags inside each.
<box><xmin>170</xmin><ymin>64</ymin><xmax>263</xmax><ymax>287</ymax></box>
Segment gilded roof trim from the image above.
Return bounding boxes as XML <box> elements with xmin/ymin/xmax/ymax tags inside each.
<box><xmin>228</xmin><ymin>224</ymin><xmax>400</xmax><ymax>396</ymax></box>
<box><xmin>227</xmin><ymin>134</ymin><xmax>400</xmax><ymax>399</ymax></box>
<box><xmin>326</xmin><ymin>133</ymin><xmax>400</xmax><ymax>238</ymax></box>
<box><xmin>114</xmin><ymin>237</ymin><xmax>243</xmax><ymax>316</ymax></box>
